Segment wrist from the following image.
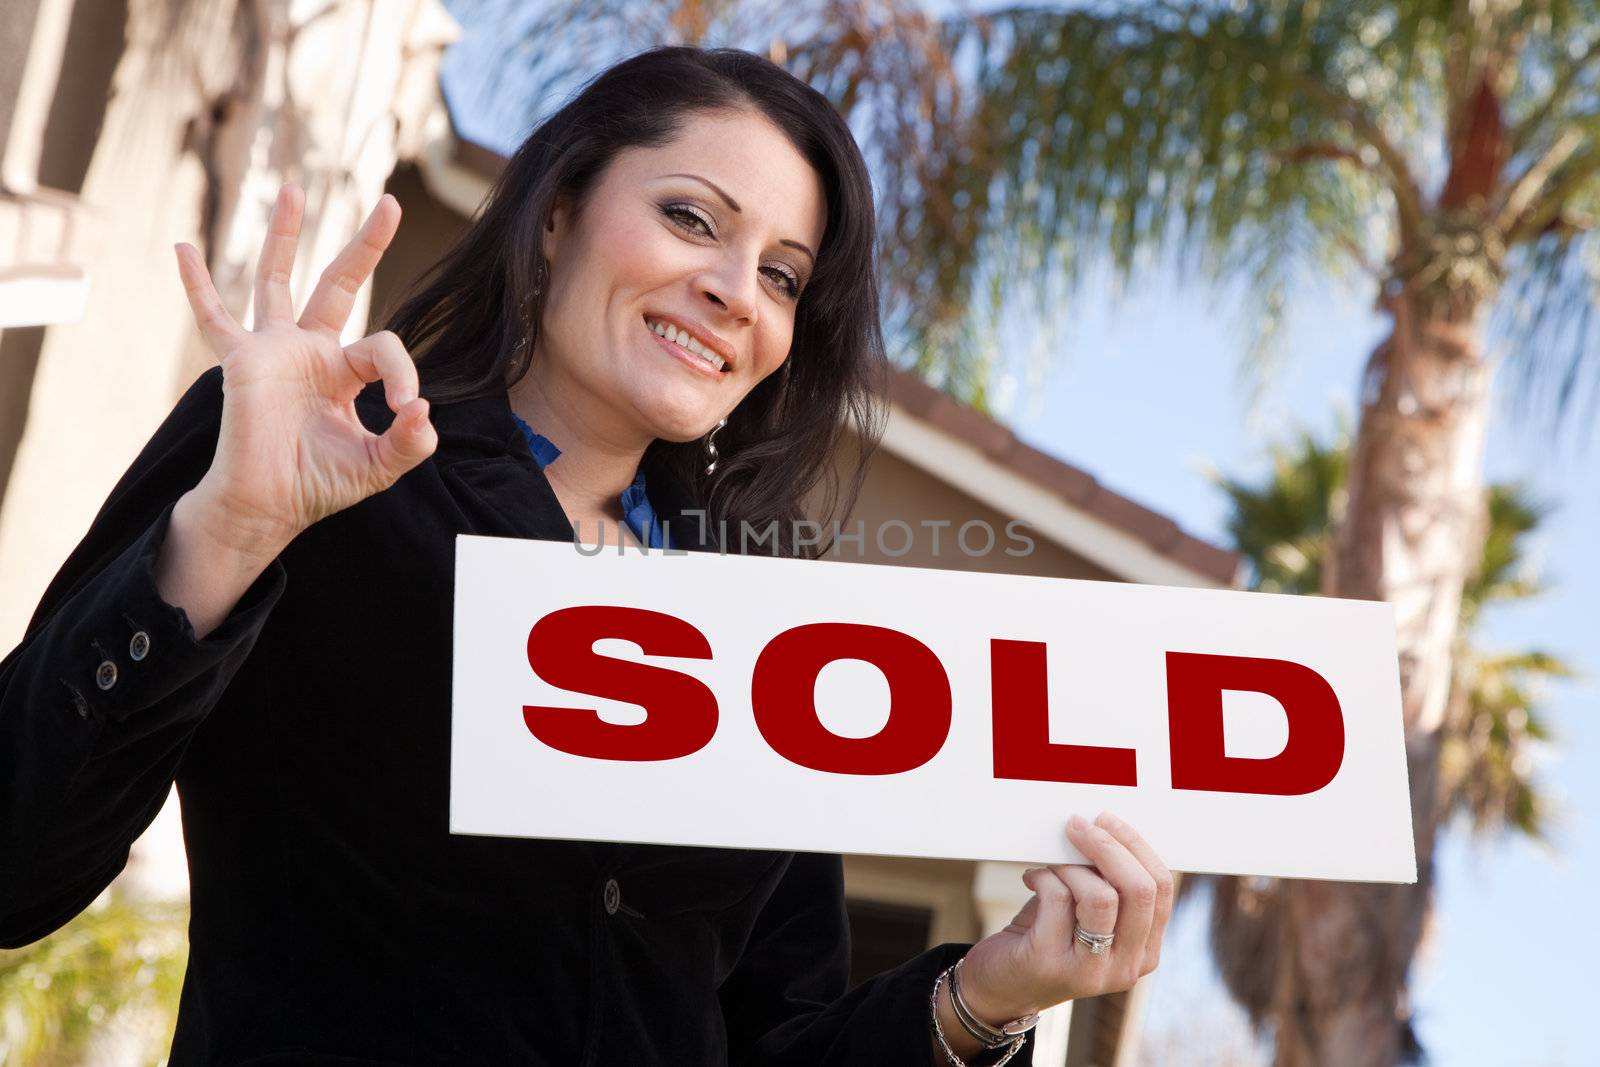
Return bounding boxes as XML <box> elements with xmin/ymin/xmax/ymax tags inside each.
<box><xmin>956</xmin><ymin>950</ymin><xmax>1043</xmax><ymax>1026</ymax></box>
<box><xmin>934</xmin><ymin>970</ymin><xmax>985</xmax><ymax>1055</ymax></box>
<box><xmin>931</xmin><ymin>964</ymin><xmax>1031</xmax><ymax>1067</ymax></box>
<box><xmin>177</xmin><ymin>483</ymin><xmax>294</xmax><ymax>570</ymax></box>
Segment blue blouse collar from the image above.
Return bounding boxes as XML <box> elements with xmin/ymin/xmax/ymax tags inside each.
<box><xmin>508</xmin><ymin>413</ymin><xmax>666</xmax><ymax>549</ymax></box>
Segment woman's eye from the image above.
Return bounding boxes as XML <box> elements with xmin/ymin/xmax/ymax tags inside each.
<box><xmin>663</xmin><ymin>204</ymin><xmax>711</xmax><ymax>235</ymax></box>
<box><xmin>763</xmin><ymin>265</ymin><xmax>802</xmax><ymax>298</ymax></box>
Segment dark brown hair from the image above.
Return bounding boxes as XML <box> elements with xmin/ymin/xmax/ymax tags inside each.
<box><xmin>382</xmin><ymin>45</ymin><xmax>887</xmax><ymax>558</ymax></box>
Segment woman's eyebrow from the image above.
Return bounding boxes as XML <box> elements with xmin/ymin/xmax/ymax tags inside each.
<box><xmin>658</xmin><ymin>172</ymin><xmax>816</xmax><ymax>265</ymax></box>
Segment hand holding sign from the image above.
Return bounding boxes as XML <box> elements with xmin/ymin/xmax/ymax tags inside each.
<box><xmin>955</xmin><ymin>812</ymin><xmax>1174</xmax><ymax>1025</ymax></box>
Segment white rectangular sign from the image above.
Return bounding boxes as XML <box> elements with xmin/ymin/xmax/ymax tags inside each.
<box><xmin>450</xmin><ymin>534</ymin><xmax>1416</xmax><ymax>883</ymax></box>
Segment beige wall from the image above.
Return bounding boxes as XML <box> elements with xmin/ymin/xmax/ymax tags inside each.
<box><xmin>830</xmin><ymin>440</ymin><xmax>1120</xmax><ymax>581</ymax></box>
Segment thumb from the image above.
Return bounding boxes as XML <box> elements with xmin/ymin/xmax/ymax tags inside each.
<box><xmin>372</xmin><ymin>396</ymin><xmax>436</xmax><ymax>482</ymax></box>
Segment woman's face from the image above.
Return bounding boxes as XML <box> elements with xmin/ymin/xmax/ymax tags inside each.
<box><xmin>533</xmin><ymin>107</ymin><xmax>828</xmax><ymax>445</ymax></box>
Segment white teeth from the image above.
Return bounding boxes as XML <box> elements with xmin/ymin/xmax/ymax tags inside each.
<box><xmin>648</xmin><ymin>319</ymin><xmax>725</xmax><ymax>371</ymax></box>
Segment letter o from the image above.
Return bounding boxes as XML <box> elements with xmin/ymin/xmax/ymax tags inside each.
<box><xmin>875</xmin><ymin>519</ymin><xmax>914</xmax><ymax>557</ymax></box>
<box><xmin>752</xmin><ymin>623</ymin><xmax>952</xmax><ymax>775</ymax></box>
<box><xmin>958</xmin><ymin>520</ymin><xmax>995</xmax><ymax>557</ymax></box>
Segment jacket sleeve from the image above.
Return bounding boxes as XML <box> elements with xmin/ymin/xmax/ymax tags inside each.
<box><xmin>0</xmin><ymin>364</ymin><xmax>287</xmax><ymax>947</ymax></box>
<box><xmin>719</xmin><ymin>850</ymin><xmax>1035</xmax><ymax>1067</ymax></box>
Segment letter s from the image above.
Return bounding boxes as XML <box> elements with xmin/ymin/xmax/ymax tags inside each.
<box><xmin>523</xmin><ymin>606</ymin><xmax>717</xmax><ymax>762</ymax></box>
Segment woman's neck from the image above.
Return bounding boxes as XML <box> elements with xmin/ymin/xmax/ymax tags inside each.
<box><xmin>506</xmin><ymin>364</ymin><xmax>650</xmax><ymax>520</ymax></box>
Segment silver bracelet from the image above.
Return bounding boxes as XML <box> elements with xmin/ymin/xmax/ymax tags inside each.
<box><xmin>950</xmin><ymin>958</ymin><xmax>1015</xmax><ymax>1047</ymax></box>
<box><xmin>929</xmin><ymin>966</ymin><xmax>1028</xmax><ymax>1067</ymax></box>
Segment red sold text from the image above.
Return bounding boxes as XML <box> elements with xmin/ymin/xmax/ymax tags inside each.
<box><xmin>522</xmin><ymin>607</ymin><xmax>1346</xmax><ymax>796</ymax></box>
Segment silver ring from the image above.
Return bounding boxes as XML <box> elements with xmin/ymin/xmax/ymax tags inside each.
<box><xmin>1074</xmin><ymin>925</ymin><xmax>1115</xmax><ymax>956</ymax></box>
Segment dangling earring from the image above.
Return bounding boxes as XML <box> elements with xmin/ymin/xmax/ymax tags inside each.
<box><xmin>510</xmin><ymin>276</ymin><xmax>541</xmax><ymax>356</ymax></box>
<box><xmin>703</xmin><ymin>416</ymin><xmax>728</xmax><ymax>475</ymax></box>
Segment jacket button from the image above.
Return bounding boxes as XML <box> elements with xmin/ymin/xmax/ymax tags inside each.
<box><xmin>95</xmin><ymin>660</ymin><xmax>118</xmax><ymax>691</ymax></box>
<box><xmin>603</xmin><ymin>878</ymin><xmax>620</xmax><ymax>915</ymax></box>
<box><xmin>129</xmin><ymin>631</ymin><xmax>150</xmax><ymax>661</ymax></box>
<box><xmin>71</xmin><ymin>688</ymin><xmax>89</xmax><ymax>719</ymax></box>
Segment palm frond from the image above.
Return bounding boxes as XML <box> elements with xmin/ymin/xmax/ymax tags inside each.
<box><xmin>1494</xmin><ymin>207</ymin><xmax>1600</xmax><ymax>443</ymax></box>
<box><xmin>1459</xmin><ymin>482</ymin><xmax>1555</xmax><ymax>623</ymax></box>
<box><xmin>1441</xmin><ymin>644</ymin><xmax>1576</xmax><ymax>841</ymax></box>
<box><xmin>1208</xmin><ymin>426</ymin><xmax>1348</xmax><ymax>594</ymax></box>
<box><xmin>887</xmin><ymin>0</ymin><xmax>1427</xmax><ymax>396</ymax></box>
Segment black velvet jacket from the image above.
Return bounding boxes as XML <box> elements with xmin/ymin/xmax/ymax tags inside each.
<box><xmin>0</xmin><ymin>365</ymin><xmax>1035</xmax><ymax>1066</ymax></box>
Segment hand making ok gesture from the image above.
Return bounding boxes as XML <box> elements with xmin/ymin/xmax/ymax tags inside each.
<box><xmin>174</xmin><ymin>183</ymin><xmax>437</xmax><ymax>553</ymax></box>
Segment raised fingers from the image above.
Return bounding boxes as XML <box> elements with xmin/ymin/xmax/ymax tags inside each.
<box><xmin>255</xmin><ymin>183</ymin><xmax>304</xmax><ymax>326</ymax></box>
<box><xmin>175</xmin><ymin>242</ymin><xmax>245</xmax><ymax>354</ymax></box>
<box><xmin>1095</xmin><ymin>813</ymin><xmax>1175</xmax><ymax>973</ymax></box>
<box><xmin>299</xmin><ymin>194</ymin><xmax>401</xmax><ymax>336</ymax></box>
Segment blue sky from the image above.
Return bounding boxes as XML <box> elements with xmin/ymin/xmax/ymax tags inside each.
<box><xmin>439</xmin><ymin>9</ymin><xmax>1595</xmax><ymax>1062</ymax></box>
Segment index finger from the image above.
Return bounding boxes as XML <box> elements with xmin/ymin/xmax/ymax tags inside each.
<box><xmin>298</xmin><ymin>194</ymin><xmax>401</xmax><ymax>336</ymax></box>
<box><xmin>175</xmin><ymin>242</ymin><xmax>246</xmax><ymax>353</ymax></box>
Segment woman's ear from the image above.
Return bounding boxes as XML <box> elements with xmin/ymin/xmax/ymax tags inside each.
<box><xmin>542</xmin><ymin>194</ymin><xmax>570</xmax><ymax>264</ymax></box>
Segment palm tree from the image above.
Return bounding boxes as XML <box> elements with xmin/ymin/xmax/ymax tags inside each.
<box><xmin>466</xmin><ymin>4</ymin><xmax>1598</xmax><ymax>1061</ymax></box>
<box><xmin>1192</xmin><ymin>427</ymin><xmax>1571</xmax><ymax>1062</ymax></box>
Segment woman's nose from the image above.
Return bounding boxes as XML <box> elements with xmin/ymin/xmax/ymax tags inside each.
<box><xmin>699</xmin><ymin>259</ymin><xmax>758</xmax><ymax>324</ymax></box>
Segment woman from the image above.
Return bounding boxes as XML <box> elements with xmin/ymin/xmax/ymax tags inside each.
<box><xmin>0</xmin><ymin>46</ymin><xmax>1172</xmax><ymax>1065</ymax></box>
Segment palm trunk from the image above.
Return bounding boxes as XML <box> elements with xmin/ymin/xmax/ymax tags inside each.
<box><xmin>1270</xmin><ymin>286</ymin><xmax>1493</xmax><ymax>1066</ymax></box>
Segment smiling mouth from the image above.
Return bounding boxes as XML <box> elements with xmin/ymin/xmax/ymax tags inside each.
<box><xmin>644</xmin><ymin>315</ymin><xmax>730</xmax><ymax>373</ymax></box>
